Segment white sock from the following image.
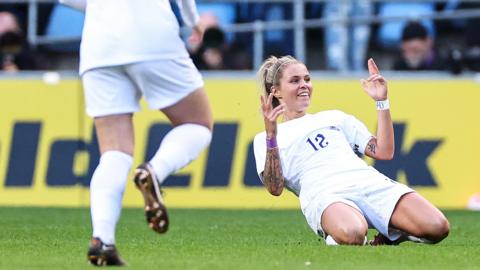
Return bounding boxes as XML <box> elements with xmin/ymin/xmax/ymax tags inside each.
<box><xmin>90</xmin><ymin>151</ymin><xmax>133</xmax><ymax>245</ymax></box>
<box><xmin>149</xmin><ymin>123</ymin><xmax>212</xmax><ymax>184</ymax></box>
<box><xmin>325</xmin><ymin>235</ymin><xmax>367</xmax><ymax>246</ymax></box>
<box><xmin>325</xmin><ymin>235</ymin><xmax>339</xmax><ymax>246</ymax></box>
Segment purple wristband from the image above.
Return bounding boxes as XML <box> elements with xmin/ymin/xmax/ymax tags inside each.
<box><xmin>266</xmin><ymin>137</ymin><xmax>278</xmax><ymax>149</ymax></box>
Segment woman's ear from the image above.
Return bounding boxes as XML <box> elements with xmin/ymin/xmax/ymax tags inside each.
<box><xmin>271</xmin><ymin>86</ymin><xmax>282</xmax><ymax>99</ymax></box>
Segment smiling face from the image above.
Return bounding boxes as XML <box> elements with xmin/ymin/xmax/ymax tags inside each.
<box><xmin>272</xmin><ymin>63</ymin><xmax>312</xmax><ymax>119</ymax></box>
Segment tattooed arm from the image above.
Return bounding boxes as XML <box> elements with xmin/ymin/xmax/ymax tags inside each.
<box><xmin>259</xmin><ymin>92</ymin><xmax>286</xmax><ymax>196</ymax></box>
<box><xmin>361</xmin><ymin>59</ymin><xmax>394</xmax><ymax>160</ymax></box>
<box><xmin>261</xmin><ymin>145</ymin><xmax>285</xmax><ymax>196</ymax></box>
<box><xmin>365</xmin><ymin>110</ymin><xmax>394</xmax><ymax>160</ymax></box>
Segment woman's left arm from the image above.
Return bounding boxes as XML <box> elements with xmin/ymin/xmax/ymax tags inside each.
<box><xmin>361</xmin><ymin>58</ymin><xmax>394</xmax><ymax>160</ymax></box>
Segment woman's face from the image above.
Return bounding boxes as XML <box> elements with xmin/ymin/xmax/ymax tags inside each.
<box><xmin>274</xmin><ymin>63</ymin><xmax>312</xmax><ymax>113</ymax></box>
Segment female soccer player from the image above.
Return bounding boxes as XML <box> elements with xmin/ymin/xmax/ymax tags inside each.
<box><xmin>253</xmin><ymin>56</ymin><xmax>449</xmax><ymax>245</ymax></box>
<box><xmin>59</xmin><ymin>0</ymin><xmax>212</xmax><ymax>265</ymax></box>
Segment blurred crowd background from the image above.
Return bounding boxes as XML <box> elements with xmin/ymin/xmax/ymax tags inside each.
<box><xmin>2</xmin><ymin>0</ymin><xmax>480</xmax><ymax>74</ymax></box>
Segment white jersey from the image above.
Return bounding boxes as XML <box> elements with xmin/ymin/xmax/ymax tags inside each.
<box><xmin>60</xmin><ymin>0</ymin><xmax>200</xmax><ymax>74</ymax></box>
<box><xmin>254</xmin><ymin>110</ymin><xmax>380</xmax><ymax>205</ymax></box>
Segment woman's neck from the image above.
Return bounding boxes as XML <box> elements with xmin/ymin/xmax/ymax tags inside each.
<box><xmin>282</xmin><ymin>110</ymin><xmax>306</xmax><ymax>122</ymax></box>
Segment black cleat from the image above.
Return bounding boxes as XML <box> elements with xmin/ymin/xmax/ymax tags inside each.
<box><xmin>369</xmin><ymin>233</ymin><xmax>427</xmax><ymax>246</ymax></box>
<box><xmin>133</xmin><ymin>163</ymin><xmax>169</xmax><ymax>234</ymax></box>
<box><xmin>87</xmin><ymin>238</ymin><xmax>126</xmax><ymax>266</ymax></box>
<box><xmin>369</xmin><ymin>233</ymin><xmax>398</xmax><ymax>246</ymax></box>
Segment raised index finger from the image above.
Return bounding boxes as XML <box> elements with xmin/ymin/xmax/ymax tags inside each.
<box><xmin>368</xmin><ymin>58</ymin><xmax>380</xmax><ymax>75</ymax></box>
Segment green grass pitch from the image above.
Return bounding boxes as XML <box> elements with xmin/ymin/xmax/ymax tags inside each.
<box><xmin>0</xmin><ymin>207</ymin><xmax>479</xmax><ymax>269</ymax></box>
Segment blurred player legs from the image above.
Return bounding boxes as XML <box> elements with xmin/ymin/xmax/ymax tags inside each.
<box><xmin>63</xmin><ymin>0</ymin><xmax>213</xmax><ymax>263</ymax></box>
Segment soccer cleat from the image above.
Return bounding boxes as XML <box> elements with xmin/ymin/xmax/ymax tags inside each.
<box><xmin>369</xmin><ymin>233</ymin><xmax>398</xmax><ymax>246</ymax></box>
<box><xmin>133</xmin><ymin>163</ymin><xmax>169</xmax><ymax>234</ymax></box>
<box><xmin>369</xmin><ymin>233</ymin><xmax>429</xmax><ymax>246</ymax></box>
<box><xmin>87</xmin><ymin>237</ymin><xmax>126</xmax><ymax>266</ymax></box>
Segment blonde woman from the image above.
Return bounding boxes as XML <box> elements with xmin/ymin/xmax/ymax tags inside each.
<box><xmin>253</xmin><ymin>56</ymin><xmax>449</xmax><ymax>245</ymax></box>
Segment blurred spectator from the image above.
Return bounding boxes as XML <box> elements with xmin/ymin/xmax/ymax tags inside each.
<box><xmin>191</xmin><ymin>13</ymin><xmax>250</xmax><ymax>70</ymax></box>
<box><xmin>376</xmin><ymin>2</ymin><xmax>435</xmax><ymax>50</ymax></box>
<box><xmin>393</xmin><ymin>21</ymin><xmax>446</xmax><ymax>71</ymax></box>
<box><xmin>0</xmin><ymin>11</ymin><xmax>44</xmax><ymax>71</ymax></box>
<box><xmin>188</xmin><ymin>12</ymin><xmax>219</xmax><ymax>54</ymax></box>
<box><xmin>192</xmin><ymin>26</ymin><xmax>228</xmax><ymax>70</ymax></box>
<box><xmin>0</xmin><ymin>3</ymin><xmax>54</xmax><ymax>42</ymax></box>
<box><xmin>196</xmin><ymin>3</ymin><xmax>236</xmax><ymax>43</ymax></box>
<box><xmin>323</xmin><ymin>0</ymin><xmax>373</xmax><ymax>71</ymax></box>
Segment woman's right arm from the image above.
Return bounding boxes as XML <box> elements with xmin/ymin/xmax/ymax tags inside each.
<box><xmin>261</xmin><ymin>146</ymin><xmax>284</xmax><ymax>196</ymax></box>
<box><xmin>260</xmin><ymin>93</ymin><xmax>286</xmax><ymax>196</ymax></box>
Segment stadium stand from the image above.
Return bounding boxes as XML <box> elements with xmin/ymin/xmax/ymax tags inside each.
<box><xmin>1</xmin><ymin>0</ymin><xmax>480</xmax><ymax>72</ymax></box>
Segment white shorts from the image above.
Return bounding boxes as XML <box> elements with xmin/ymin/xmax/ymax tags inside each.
<box><xmin>81</xmin><ymin>58</ymin><xmax>204</xmax><ymax>117</ymax></box>
<box><xmin>301</xmin><ymin>176</ymin><xmax>414</xmax><ymax>241</ymax></box>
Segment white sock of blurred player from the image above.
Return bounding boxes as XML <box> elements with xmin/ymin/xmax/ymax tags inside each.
<box><xmin>90</xmin><ymin>151</ymin><xmax>133</xmax><ymax>244</ymax></box>
<box><xmin>148</xmin><ymin>123</ymin><xmax>212</xmax><ymax>184</ymax></box>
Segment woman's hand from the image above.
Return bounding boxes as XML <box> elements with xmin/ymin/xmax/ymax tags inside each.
<box><xmin>360</xmin><ymin>58</ymin><xmax>388</xmax><ymax>101</ymax></box>
<box><xmin>260</xmin><ymin>92</ymin><xmax>286</xmax><ymax>196</ymax></box>
<box><xmin>361</xmin><ymin>58</ymin><xmax>395</xmax><ymax>161</ymax></box>
<box><xmin>260</xmin><ymin>93</ymin><xmax>285</xmax><ymax>138</ymax></box>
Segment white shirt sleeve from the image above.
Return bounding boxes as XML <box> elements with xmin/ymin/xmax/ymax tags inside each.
<box><xmin>58</xmin><ymin>0</ymin><xmax>86</xmax><ymax>11</ymax></box>
<box><xmin>253</xmin><ymin>133</ymin><xmax>267</xmax><ymax>182</ymax></box>
<box><xmin>341</xmin><ymin>113</ymin><xmax>373</xmax><ymax>154</ymax></box>
<box><xmin>175</xmin><ymin>0</ymin><xmax>200</xmax><ymax>27</ymax></box>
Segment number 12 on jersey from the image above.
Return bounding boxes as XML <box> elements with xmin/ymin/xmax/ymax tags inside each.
<box><xmin>306</xmin><ymin>133</ymin><xmax>328</xmax><ymax>151</ymax></box>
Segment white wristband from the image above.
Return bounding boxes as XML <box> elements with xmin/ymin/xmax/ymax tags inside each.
<box><xmin>376</xmin><ymin>99</ymin><xmax>390</xmax><ymax>110</ymax></box>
